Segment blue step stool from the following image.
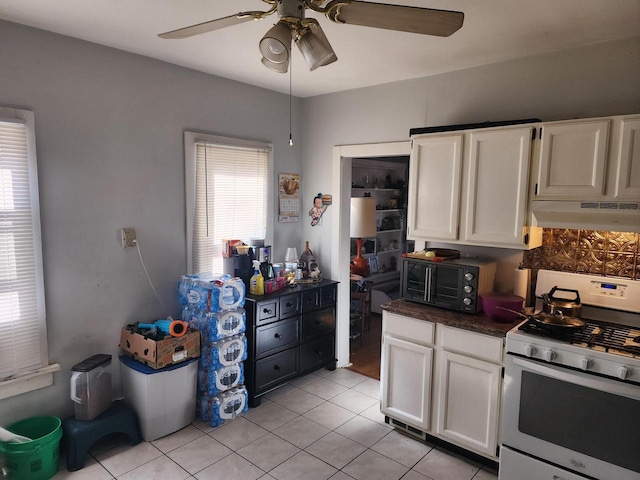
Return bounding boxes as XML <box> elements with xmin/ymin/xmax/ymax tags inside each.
<box><xmin>62</xmin><ymin>400</ymin><xmax>141</xmax><ymax>471</ymax></box>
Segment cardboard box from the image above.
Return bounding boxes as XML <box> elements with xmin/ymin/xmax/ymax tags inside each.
<box><xmin>222</xmin><ymin>239</ymin><xmax>243</xmax><ymax>258</ymax></box>
<box><xmin>119</xmin><ymin>327</ymin><xmax>201</xmax><ymax>369</ymax></box>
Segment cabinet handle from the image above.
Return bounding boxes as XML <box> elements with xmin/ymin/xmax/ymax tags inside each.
<box><xmin>274</xmin><ymin>365</ymin><xmax>281</xmax><ymax>371</ymax></box>
<box><xmin>316</xmin><ymin>350</ymin><xmax>323</xmax><ymax>355</ymax></box>
<box><xmin>263</xmin><ymin>308</ymin><xmax>273</xmax><ymax>315</ymax></box>
<box><xmin>274</xmin><ymin>333</ymin><xmax>282</xmax><ymax>339</ymax></box>
<box><xmin>314</xmin><ymin>320</ymin><xmax>323</xmax><ymax>326</ymax></box>
<box><xmin>285</xmin><ymin>302</ymin><xmax>293</xmax><ymax>308</ymax></box>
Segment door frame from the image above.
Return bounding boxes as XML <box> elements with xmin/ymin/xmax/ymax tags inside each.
<box><xmin>331</xmin><ymin>141</ymin><xmax>411</xmax><ymax>367</ymax></box>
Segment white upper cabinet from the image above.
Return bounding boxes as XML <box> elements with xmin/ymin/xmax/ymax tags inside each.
<box><xmin>408</xmin><ymin>125</ymin><xmax>541</xmax><ymax>249</ymax></box>
<box><xmin>464</xmin><ymin>128</ymin><xmax>533</xmax><ymax>247</ymax></box>
<box><xmin>615</xmin><ymin>117</ymin><xmax>640</xmax><ymax>199</ymax></box>
<box><xmin>536</xmin><ymin>119</ymin><xmax>610</xmax><ymax>199</ymax></box>
<box><xmin>407</xmin><ymin>134</ymin><xmax>463</xmax><ymax>241</ymax></box>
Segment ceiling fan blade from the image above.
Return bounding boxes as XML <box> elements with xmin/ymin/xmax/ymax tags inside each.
<box><xmin>159</xmin><ymin>12</ymin><xmax>262</xmax><ymax>39</ymax></box>
<box><xmin>327</xmin><ymin>1</ymin><xmax>464</xmax><ymax>37</ymax></box>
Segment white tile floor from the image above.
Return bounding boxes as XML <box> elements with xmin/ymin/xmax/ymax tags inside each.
<box><xmin>53</xmin><ymin>368</ymin><xmax>498</xmax><ymax>480</ymax></box>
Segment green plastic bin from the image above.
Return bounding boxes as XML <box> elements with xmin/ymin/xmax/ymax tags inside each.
<box><xmin>0</xmin><ymin>416</ymin><xmax>62</xmax><ymax>480</ymax></box>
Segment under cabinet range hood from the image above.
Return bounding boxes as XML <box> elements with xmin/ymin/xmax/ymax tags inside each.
<box><xmin>531</xmin><ymin>199</ymin><xmax>640</xmax><ymax>232</ymax></box>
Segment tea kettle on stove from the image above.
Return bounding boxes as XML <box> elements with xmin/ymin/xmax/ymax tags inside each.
<box><xmin>542</xmin><ymin>287</ymin><xmax>583</xmax><ymax>318</ymax></box>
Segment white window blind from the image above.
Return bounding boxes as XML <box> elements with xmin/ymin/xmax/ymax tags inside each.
<box><xmin>0</xmin><ymin>111</ymin><xmax>47</xmax><ymax>381</ymax></box>
<box><xmin>189</xmin><ymin>136</ymin><xmax>270</xmax><ymax>274</ymax></box>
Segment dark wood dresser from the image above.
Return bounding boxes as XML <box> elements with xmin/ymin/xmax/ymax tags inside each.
<box><xmin>244</xmin><ymin>279</ymin><xmax>338</xmax><ymax>407</ymax></box>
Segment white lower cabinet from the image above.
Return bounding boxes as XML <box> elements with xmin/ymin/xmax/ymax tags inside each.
<box><xmin>381</xmin><ymin>311</ymin><xmax>504</xmax><ymax>460</ymax></box>
<box><xmin>380</xmin><ymin>312</ymin><xmax>435</xmax><ymax>431</ymax></box>
<box><xmin>435</xmin><ymin>350</ymin><xmax>501</xmax><ymax>457</ymax></box>
<box><xmin>381</xmin><ymin>335</ymin><xmax>433</xmax><ymax>431</ymax></box>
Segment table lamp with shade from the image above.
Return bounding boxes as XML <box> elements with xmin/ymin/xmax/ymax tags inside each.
<box><xmin>350</xmin><ymin>197</ymin><xmax>377</xmax><ymax>276</ymax></box>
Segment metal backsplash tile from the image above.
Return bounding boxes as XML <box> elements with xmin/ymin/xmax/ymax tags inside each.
<box><xmin>523</xmin><ymin>229</ymin><xmax>639</xmax><ymax>287</ymax></box>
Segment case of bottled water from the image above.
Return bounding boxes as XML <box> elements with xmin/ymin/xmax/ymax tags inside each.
<box><xmin>199</xmin><ymin>334</ymin><xmax>247</xmax><ymax>370</ymax></box>
<box><xmin>198</xmin><ymin>363</ymin><xmax>244</xmax><ymax>396</ymax></box>
<box><xmin>178</xmin><ymin>273</ymin><xmax>245</xmax><ymax>312</ymax></box>
<box><xmin>183</xmin><ymin>306</ymin><xmax>246</xmax><ymax>343</ymax></box>
<box><xmin>196</xmin><ymin>386</ymin><xmax>248</xmax><ymax>427</ymax></box>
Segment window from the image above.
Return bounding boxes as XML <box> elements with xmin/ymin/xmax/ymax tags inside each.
<box><xmin>185</xmin><ymin>132</ymin><xmax>272</xmax><ymax>274</ymax></box>
<box><xmin>0</xmin><ymin>108</ymin><xmax>56</xmax><ymax>396</ymax></box>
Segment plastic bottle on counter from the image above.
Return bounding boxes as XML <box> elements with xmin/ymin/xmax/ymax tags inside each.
<box><xmin>249</xmin><ymin>260</ymin><xmax>264</xmax><ymax>295</ymax></box>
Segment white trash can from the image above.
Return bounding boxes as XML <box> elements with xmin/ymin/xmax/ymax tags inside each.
<box><xmin>119</xmin><ymin>355</ymin><xmax>198</xmax><ymax>441</ymax></box>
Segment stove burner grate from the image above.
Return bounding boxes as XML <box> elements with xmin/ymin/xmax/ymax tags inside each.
<box><xmin>518</xmin><ymin>319</ymin><xmax>640</xmax><ymax>356</ymax></box>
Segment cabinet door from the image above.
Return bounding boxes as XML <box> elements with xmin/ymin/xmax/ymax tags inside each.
<box><xmin>435</xmin><ymin>350</ymin><xmax>501</xmax><ymax>458</ymax></box>
<box><xmin>381</xmin><ymin>334</ymin><xmax>433</xmax><ymax>431</ymax></box>
<box><xmin>615</xmin><ymin>117</ymin><xmax>640</xmax><ymax>198</ymax></box>
<box><xmin>464</xmin><ymin>128</ymin><xmax>532</xmax><ymax>246</ymax></box>
<box><xmin>537</xmin><ymin>120</ymin><xmax>609</xmax><ymax>198</ymax></box>
<box><xmin>408</xmin><ymin>135</ymin><xmax>463</xmax><ymax>240</ymax></box>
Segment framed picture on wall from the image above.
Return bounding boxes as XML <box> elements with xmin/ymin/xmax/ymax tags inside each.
<box><xmin>368</xmin><ymin>256</ymin><xmax>379</xmax><ymax>275</ymax></box>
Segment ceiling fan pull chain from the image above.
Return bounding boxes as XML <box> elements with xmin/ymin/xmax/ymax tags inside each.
<box><xmin>289</xmin><ymin>52</ymin><xmax>293</xmax><ymax>147</ymax></box>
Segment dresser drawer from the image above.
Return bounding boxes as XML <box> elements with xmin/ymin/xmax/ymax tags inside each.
<box><xmin>256</xmin><ymin>317</ymin><xmax>299</xmax><ymax>359</ymax></box>
<box><xmin>255</xmin><ymin>349</ymin><xmax>298</xmax><ymax>393</ymax></box>
<box><xmin>302</xmin><ymin>306</ymin><xmax>335</xmax><ymax>342</ymax></box>
<box><xmin>300</xmin><ymin>335</ymin><xmax>335</xmax><ymax>373</ymax></box>
<box><xmin>320</xmin><ymin>284</ymin><xmax>337</xmax><ymax>307</ymax></box>
<box><xmin>256</xmin><ymin>300</ymin><xmax>279</xmax><ymax>326</ymax></box>
<box><xmin>280</xmin><ymin>293</ymin><xmax>301</xmax><ymax>319</ymax></box>
<box><xmin>301</xmin><ymin>290</ymin><xmax>319</xmax><ymax>312</ymax></box>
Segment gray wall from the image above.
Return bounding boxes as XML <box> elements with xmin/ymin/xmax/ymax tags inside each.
<box><xmin>0</xmin><ymin>20</ymin><xmax>303</xmax><ymax>424</ymax></box>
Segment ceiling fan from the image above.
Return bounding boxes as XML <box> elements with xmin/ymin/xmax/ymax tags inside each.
<box><xmin>159</xmin><ymin>0</ymin><xmax>464</xmax><ymax>73</ymax></box>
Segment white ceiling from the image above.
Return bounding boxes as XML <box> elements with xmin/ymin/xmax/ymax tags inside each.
<box><xmin>1</xmin><ymin>0</ymin><xmax>639</xmax><ymax>98</ymax></box>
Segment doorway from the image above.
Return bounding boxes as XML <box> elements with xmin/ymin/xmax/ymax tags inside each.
<box><xmin>330</xmin><ymin>142</ymin><xmax>411</xmax><ymax>379</ymax></box>
<box><xmin>348</xmin><ymin>156</ymin><xmax>409</xmax><ymax>379</ymax></box>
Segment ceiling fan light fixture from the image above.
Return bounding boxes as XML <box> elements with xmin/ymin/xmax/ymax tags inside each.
<box><xmin>261</xmin><ymin>56</ymin><xmax>289</xmax><ymax>73</ymax></box>
<box><xmin>259</xmin><ymin>20</ymin><xmax>292</xmax><ymax>64</ymax></box>
<box><xmin>296</xmin><ymin>19</ymin><xmax>337</xmax><ymax>71</ymax></box>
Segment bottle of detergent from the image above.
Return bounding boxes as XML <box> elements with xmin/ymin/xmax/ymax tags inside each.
<box><xmin>249</xmin><ymin>260</ymin><xmax>264</xmax><ymax>295</ymax></box>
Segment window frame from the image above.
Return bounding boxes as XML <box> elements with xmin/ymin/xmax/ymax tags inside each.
<box><xmin>184</xmin><ymin>131</ymin><xmax>274</xmax><ymax>274</ymax></box>
<box><xmin>0</xmin><ymin>107</ymin><xmax>59</xmax><ymax>400</ymax></box>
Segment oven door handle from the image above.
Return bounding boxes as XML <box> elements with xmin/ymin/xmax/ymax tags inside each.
<box><xmin>512</xmin><ymin>356</ymin><xmax>640</xmax><ymax>399</ymax></box>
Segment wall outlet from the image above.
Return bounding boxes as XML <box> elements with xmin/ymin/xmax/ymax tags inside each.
<box><xmin>121</xmin><ymin>228</ymin><xmax>136</xmax><ymax>248</ymax></box>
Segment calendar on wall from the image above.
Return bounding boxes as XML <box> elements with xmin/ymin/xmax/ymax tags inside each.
<box><xmin>278</xmin><ymin>173</ymin><xmax>300</xmax><ymax>223</ymax></box>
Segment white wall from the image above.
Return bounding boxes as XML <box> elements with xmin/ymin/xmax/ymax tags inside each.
<box><xmin>0</xmin><ymin>20</ymin><xmax>303</xmax><ymax>424</ymax></box>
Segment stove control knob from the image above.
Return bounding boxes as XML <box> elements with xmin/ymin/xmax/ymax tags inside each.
<box><xmin>524</xmin><ymin>345</ymin><xmax>536</xmax><ymax>358</ymax></box>
<box><xmin>543</xmin><ymin>349</ymin><xmax>556</xmax><ymax>362</ymax></box>
<box><xmin>463</xmin><ymin>297</ymin><xmax>472</xmax><ymax>306</ymax></box>
<box><xmin>463</xmin><ymin>285</ymin><xmax>473</xmax><ymax>293</ymax></box>
<box><xmin>579</xmin><ymin>358</ymin><xmax>592</xmax><ymax>371</ymax></box>
<box><xmin>617</xmin><ymin>366</ymin><xmax>630</xmax><ymax>380</ymax></box>
<box><xmin>464</xmin><ymin>272</ymin><xmax>474</xmax><ymax>281</ymax></box>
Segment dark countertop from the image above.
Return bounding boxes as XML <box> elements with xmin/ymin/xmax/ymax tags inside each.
<box><xmin>381</xmin><ymin>299</ymin><xmax>522</xmax><ymax>338</ymax></box>
<box><xmin>245</xmin><ymin>278</ymin><xmax>338</xmax><ymax>303</ymax></box>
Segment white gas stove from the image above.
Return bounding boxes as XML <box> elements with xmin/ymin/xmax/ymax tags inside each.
<box><xmin>500</xmin><ymin>270</ymin><xmax>640</xmax><ymax>480</ymax></box>
<box><xmin>506</xmin><ymin>269</ymin><xmax>640</xmax><ymax>383</ymax></box>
